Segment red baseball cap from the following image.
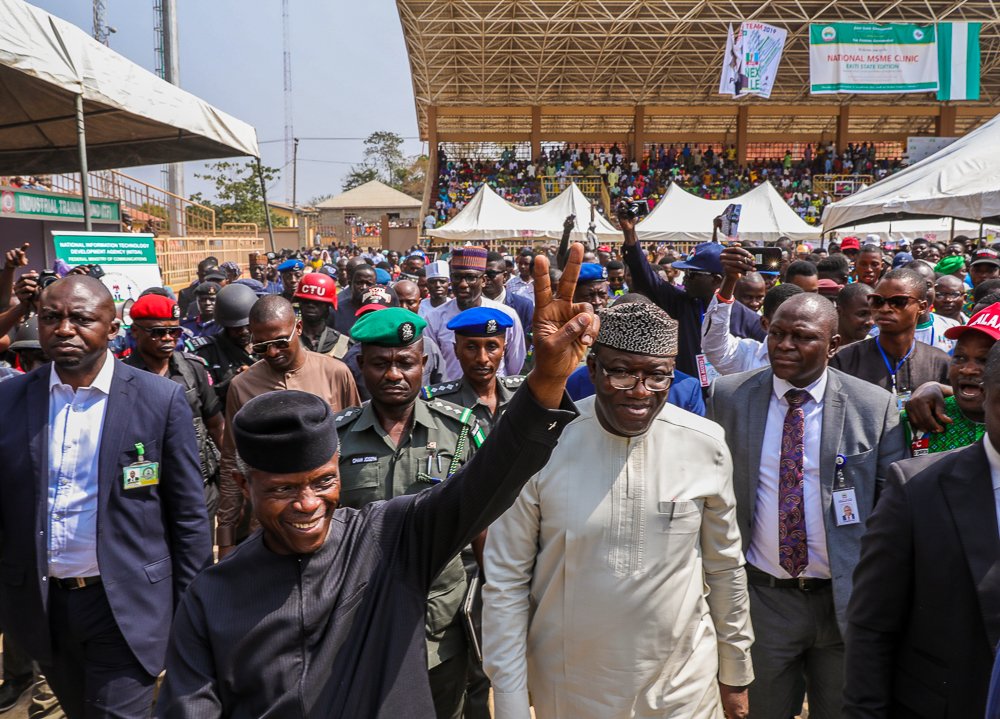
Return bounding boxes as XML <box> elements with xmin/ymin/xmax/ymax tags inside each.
<box><xmin>945</xmin><ymin>302</ymin><xmax>1000</xmax><ymax>342</ymax></box>
<box><xmin>840</xmin><ymin>237</ymin><xmax>861</xmax><ymax>252</ymax></box>
<box><xmin>354</xmin><ymin>286</ymin><xmax>394</xmax><ymax>317</ymax></box>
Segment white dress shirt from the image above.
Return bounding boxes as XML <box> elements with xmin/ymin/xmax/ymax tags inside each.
<box><xmin>868</xmin><ymin>312</ymin><xmax>959</xmax><ymax>354</ymax></box>
<box><xmin>424</xmin><ymin>297</ymin><xmax>526</xmax><ymax>381</ymax></box>
<box><xmin>700</xmin><ymin>295</ymin><xmax>769</xmax><ymax>376</ymax></box>
<box><xmin>47</xmin><ymin>351</ymin><xmax>115</xmax><ymax>578</ymax></box>
<box><xmin>749</xmin><ymin>371</ymin><xmax>831</xmax><ymax>579</ymax></box>
<box><xmin>982</xmin><ymin>433</ymin><xmax>1000</xmax><ymax>535</ymax></box>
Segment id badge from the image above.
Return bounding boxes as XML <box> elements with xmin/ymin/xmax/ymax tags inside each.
<box><xmin>895</xmin><ymin>390</ymin><xmax>911</xmax><ymax>413</ymax></box>
<box><xmin>695</xmin><ymin>354</ymin><xmax>720</xmax><ymax>388</ymax></box>
<box><xmin>834</xmin><ymin>488</ymin><xmax>860</xmax><ymax>526</ymax></box>
<box><xmin>910</xmin><ymin>433</ymin><xmax>930</xmax><ymax>457</ymax></box>
<box><xmin>124</xmin><ymin>462</ymin><xmax>159</xmax><ymax>489</ymax></box>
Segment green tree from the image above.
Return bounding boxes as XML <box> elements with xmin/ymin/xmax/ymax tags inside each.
<box><xmin>363</xmin><ymin>131</ymin><xmax>406</xmax><ymax>186</ymax></box>
<box><xmin>341</xmin><ymin>165</ymin><xmax>379</xmax><ymax>192</ymax></box>
<box><xmin>190</xmin><ymin>161</ymin><xmax>288</xmax><ymax>228</ymax></box>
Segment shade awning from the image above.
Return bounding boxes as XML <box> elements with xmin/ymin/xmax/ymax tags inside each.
<box><xmin>822</xmin><ymin>112</ymin><xmax>1000</xmax><ymax>231</ymax></box>
<box><xmin>0</xmin><ymin>0</ymin><xmax>259</xmax><ymax>175</ymax></box>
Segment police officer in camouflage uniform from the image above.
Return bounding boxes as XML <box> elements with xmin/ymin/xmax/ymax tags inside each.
<box><xmin>334</xmin><ymin>307</ymin><xmax>485</xmax><ymax>719</ymax></box>
<box><xmin>189</xmin><ymin>283</ymin><xmax>259</xmax><ymax>405</ymax></box>
<box><xmin>421</xmin><ymin>307</ymin><xmax>524</xmax><ymax>431</ymax></box>
<box><xmin>123</xmin><ymin>293</ymin><xmax>224</xmax><ymax>519</ymax></box>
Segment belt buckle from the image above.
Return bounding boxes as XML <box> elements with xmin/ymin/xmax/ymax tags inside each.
<box><xmin>74</xmin><ymin>577</ymin><xmax>86</xmax><ymax>589</ymax></box>
<box><xmin>797</xmin><ymin>577</ymin><xmax>810</xmax><ymax>592</ymax></box>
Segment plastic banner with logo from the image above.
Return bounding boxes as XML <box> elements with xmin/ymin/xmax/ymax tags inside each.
<box><xmin>719</xmin><ymin>22</ymin><xmax>787</xmax><ymax>99</ymax></box>
<box><xmin>809</xmin><ymin>23</ymin><xmax>938</xmax><ymax>94</ymax></box>
<box><xmin>52</xmin><ymin>231</ymin><xmax>162</xmax><ymax>306</ymax></box>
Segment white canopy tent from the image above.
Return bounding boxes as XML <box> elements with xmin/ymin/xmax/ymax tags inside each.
<box><xmin>826</xmin><ymin>217</ymin><xmax>1000</xmax><ymax>245</ymax></box>
<box><xmin>427</xmin><ymin>182</ymin><xmax>623</xmax><ymax>243</ymax></box>
<box><xmin>635</xmin><ymin>183</ymin><xmax>818</xmax><ymax>244</ymax></box>
<box><xmin>0</xmin><ymin>0</ymin><xmax>259</xmax><ymax>228</ymax></box>
<box><xmin>822</xmin><ymin>112</ymin><xmax>1000</xmax><ymax>230</ymax></box>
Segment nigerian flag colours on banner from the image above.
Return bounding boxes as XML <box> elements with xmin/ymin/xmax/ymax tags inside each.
<box><xmin>937</xmin><ymin>22</ymin><xmax>981</xmax><ymax>101</ymax></box>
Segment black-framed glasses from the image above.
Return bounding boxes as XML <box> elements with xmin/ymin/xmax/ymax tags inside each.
<box><xmin>251</xmin><ymin>331</ymin><xmax>296</xmax><ymax>354</ymax></box>
<box><xmin>936</xmin><ymin>291</ymin><xmax>965</xmax><ymax>300</ymax></box>
<box><xmin>450</xmin><ymin>272</ymin><xmax>482</xmax><ymax>284</ymax></box>
<box><xmin>483</xmin><ymin>269</ymin><xmax>504</xmax><ymax>279</ymax></box>
<box><xmin>135</xmin><ymin>325</ymin><xmax>184</xmax><ymax>340</ymax></box>
<box><xmin>597</xmin><ymin>360</ymin><xmax>673</xmax><ymax>392</ymax></box>
<box><xmin>866</xmin><ymin>294</ymin><xmax>919</xmax><ymax>310</ymax></box>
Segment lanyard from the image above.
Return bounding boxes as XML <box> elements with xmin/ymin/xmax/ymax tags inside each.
<box><xmin>875</xmin><ymin>337</ymin><xmax>915</xmax><ymax>393</ymax></box>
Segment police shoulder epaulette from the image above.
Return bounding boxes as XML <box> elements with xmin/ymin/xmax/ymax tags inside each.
<box><xmin>185</xmin><ymin>336</ymin><xmax>212</xmax><ymax>351</ymax></box>
<box><xmin>334</xmin><ymin>406</ymin><xmax>363</xmax><ymax>427</ymax></box>
<box><xmin>427</xmin><ymin>398</ymin><xmax>486</xmax><ymax>449</ymax></box>
<box><xmin>500</xmin><ymin>374</ymin><xmax>525</xmax><ymax>389</ymax></box>
<box><xmin>420</xmin><ymin>380</ymin><xmax>461</xmax><ymax>400</ymax></box>
<box><xmin>180</xmin><ymin>351</ymin><xmax>209</xmax><ymax>367</ymax></box>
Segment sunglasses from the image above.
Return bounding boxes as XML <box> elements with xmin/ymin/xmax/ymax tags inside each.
<box><xmin>483</xmin><ymin>269</ymin><xmax>505</xmax><ymax>279</ymax></box>
<box><xmin>866</xmin><ymin>294</ymin><xmax>919</xmax><ymax>310</ymax></box>
<box><xmin>251</xmin><ymin>331</ymin><xmax>296</xmax><ymax>354</ymax></box>
<box><xmin>136</xmin><ymin>325</ymin><xmax>184</xmax><ymax>340</ymax></box>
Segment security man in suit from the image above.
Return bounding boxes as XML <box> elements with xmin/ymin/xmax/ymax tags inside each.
<box><xmin>190</xmin><ymin>283</ymin><xmax>259</xmax><ymax>405</ymax></box>
<box><xmin>0</xmin><ymin>275</ymin><xmax>211</xmax><ymax>717</ymax></box>
<box><xmin>845</xmin><ymin>340</ymin><xmax>1000</xmax><ymax>718</ymax></box>
<box><xmin>421</xmin><ymin>307</ymin><xmax>523</xmax><ymax>430</ymax></box>
<box><xmin>707</xmin><ymin>292</ymin><xmax>905</xmax><ymax>719</ymax></box>
<box><xmin>123</xmin><ymin>294</ymin><xmax>225</xmax><ymax>521</ymax></box>
<box><xmin>335</xmin><ymin>307</ymin><xmax>485</xmax><ymax>719</ymax></box>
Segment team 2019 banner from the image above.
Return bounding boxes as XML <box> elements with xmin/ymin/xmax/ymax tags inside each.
<box><xmin>809</xmin><ymin>23</ymin><xmax>939</xmax><ymax>94</ymax></box>
<box><xmin>719</xmin><ymin>22</ymin><xmax>788</xmax><ymax>99</ymax></box>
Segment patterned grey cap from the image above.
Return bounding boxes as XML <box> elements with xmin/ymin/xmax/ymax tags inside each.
<box><xmin>596</xmin><ymin>302</ymin><xmax>678</xmax><ymax>357</ymax></box>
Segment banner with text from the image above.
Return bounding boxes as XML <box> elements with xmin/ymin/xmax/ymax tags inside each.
<box><xmin>719</xmin><ymin>22</ymin><xmax>787</xmax><ymax>99</ymax></box>
<box><xmin>809</xmin><ymin>23</ymin><xmax>938</xmax><ymax>94</ymax></box>
<box><xmin>52</xmin><ymin>232</ymin><xmax>161</xmax><ymax>306</ymax></box>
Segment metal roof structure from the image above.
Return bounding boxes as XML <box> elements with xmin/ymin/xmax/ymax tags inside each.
<box><xmin>397</xmin><ymin>1</ymin><xmax>1000</xmax><ymax>141</ymax></box>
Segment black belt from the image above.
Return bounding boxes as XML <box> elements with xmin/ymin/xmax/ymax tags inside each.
<box><xmin>746</xmin><ymin>565</ymin><xmax>831</xmax><ymax>592</ymax></box>
<box><xmin>50</xmin><ymin>575</ymin><xmax>102</xmax><ymax>591</ymax></box>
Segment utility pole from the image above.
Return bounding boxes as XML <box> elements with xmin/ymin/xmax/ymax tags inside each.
<box><xmin>283</xmin><ymin>0</ymin><xmax>294</xmax><ymax>203</ymax></box>
<box><xmin>292</xmin><ymin>137</ymin><xmax>300</xmax><ymax>243</ymax></box>
<box><xmin>155</xmin><ymin>0</ymin><xmax>185</xmax><ymax>235</ymax></box>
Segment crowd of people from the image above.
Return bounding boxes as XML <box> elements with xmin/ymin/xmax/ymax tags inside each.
<box><xmin>3</xmin><ymin>204</ymin><xmax>1000</xmax><ymax>719</ymax></box>
<box><xmin>430</xmin><ymin>142</ymin><xmax>906</xmax><ymax>229</ymax></box>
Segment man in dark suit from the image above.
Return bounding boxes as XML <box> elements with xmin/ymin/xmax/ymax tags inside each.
<box><xmin>0</xmin><ymin>275</ymin><xmax>212</xmax><ymax>717</ymax></box>
<box><xmin>844</xmin><ymin>340</ymin><xmax>1000</xmax><ymax>718</ymax></box>
<box><xmin>707</xmin><ymin>293</ymin><xmax>904</xmax><ymax>719</ymax></box>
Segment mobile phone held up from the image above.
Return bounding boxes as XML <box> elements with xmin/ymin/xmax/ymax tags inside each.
<box><xmin>625</xmin><ymin>199</ymin><xmax>649</xmax><ymax>219</ymax></box>
<box><xmin>719</xmin><ymin>203</ymin><xmax>742</xmax><ymax>241</ymax></box>
<box><xmin>749</xmin><ymin>247</ymin><xmax>783</xmax><ymax>273</ymax></box>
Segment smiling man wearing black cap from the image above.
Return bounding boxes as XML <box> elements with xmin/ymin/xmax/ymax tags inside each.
<box><xmin>156</xmin><ymin>245</ymin><xmax>600</xmax><ymax>719</ymax></box>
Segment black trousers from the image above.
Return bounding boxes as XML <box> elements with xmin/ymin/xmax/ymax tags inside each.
<box><xmin>40</xmin><ymin>583</ymin><xmax>156</xmax><ymax>719</ymax></box>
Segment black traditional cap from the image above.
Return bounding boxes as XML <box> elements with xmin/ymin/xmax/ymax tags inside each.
<box><xmin>233</xmin><ymin>390</ymin><xmax>338</xmax><ymax>474</ymax></box>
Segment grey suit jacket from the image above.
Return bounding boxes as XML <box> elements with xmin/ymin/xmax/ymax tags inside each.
<box><xmin>706</xmin><ymin>367</ymin><xmax>905</xmax><ymax>632</ymax></box>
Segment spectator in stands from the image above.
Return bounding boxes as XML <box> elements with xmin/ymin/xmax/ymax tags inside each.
<box><xmin>854</xmin><ymin>244</ymin><xmax>884</xmax><ymax>287</ymax></box>
<box><xmin>785</xmin><ymin>261</ymin><xmax>819</xmax><ymax>293</ymax></box>
<box><xmin>837</xmin><ymin>283</ymin><xmax>876</xmax><ymax>345</ymax></box>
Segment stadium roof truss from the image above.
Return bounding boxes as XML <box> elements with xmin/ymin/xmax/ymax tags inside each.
<box><xmin>397</xmin><ymin>0</ymin><xmax>1000</xmax><ymax>144</ymax></box>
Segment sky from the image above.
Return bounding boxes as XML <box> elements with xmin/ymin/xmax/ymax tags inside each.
<box><xmin>31</xmin><ymin>0</ymin><xmax>424</xmax><ymax>205</ymax></box>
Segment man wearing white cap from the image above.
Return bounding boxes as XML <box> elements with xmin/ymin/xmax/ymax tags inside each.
<box><xmin>420</xmin><ymin>260</ymin><xmax>451</xmax><ymax>318</ymax></box>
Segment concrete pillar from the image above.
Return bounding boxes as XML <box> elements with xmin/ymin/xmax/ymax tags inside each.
<box><xmin>421</xmin><ymin>105</ymin><xmax>439</xmax><ymax>222</ymax></box>
<box><xmin>633</xmin><ymin>105</ymin><xmax>646</xmax><ymax>160</ymax></box>
<box><xmin>736</xmin><ymin>106</ymin><xmax>749</xmax><ymax>166</ymax></box>
<box><xmin>937</xmin><ymin>105</ymin><xmax>957</xmax><ymax>137</ymax></box>
<box><xmin>836</xmin><ymin>105</ymin><xmax>851</xmax><ymax>153</ymax></box>
<box><xmin>530</xmin><ymin>106</ymin><xmax>542</xmax><ymax>161</ymax></box>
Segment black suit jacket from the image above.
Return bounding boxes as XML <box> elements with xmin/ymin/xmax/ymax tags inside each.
<box><xmin>0</xmin><ymin>360</ymin><xmax>213</xmax><ymax>675</ymax></box>
<box><xmin>844</xmin><ymin>441</ymin><xmax>1000</xmax><ymax>718</ymax></box>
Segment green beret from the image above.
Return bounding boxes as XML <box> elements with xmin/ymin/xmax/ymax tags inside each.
<box><xmin>934</xmin><ymin>255</ymin><xmax>966</xmax><ymax>275</ymax></box>
<box><xmin>350</xmin><ymin>307</ymin><xmax>426</xmax><ymax>347</ymax></box>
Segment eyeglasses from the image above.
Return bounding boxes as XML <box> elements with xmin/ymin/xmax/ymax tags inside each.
<box><xmin>135</xmin><ymin>325</ymin><xmax>184</xmax><ymax>340</ymax></box>
<box><xmin>685</xmin><ymin>270</ymin><xmax>717</xmax><ymax>280</ymax></box>
<box><xmin>450</xmin><ymin>273</ymin><xmax>482</xmax><ymax>284</ymax></box>
<box><xmin>936</xmin><ymin>291</ymin><xmax>965</xmax><ymax>300</ymax></box>
<box><xmin>483</xmin><ymin>269</ymin><xmax>504</xmax><ymax>279</ymax></box>
<box><xmin>866</xmin><ymin>294</ymin><xmax>919</xmax><ymax>310</ymax></box>
<box><xmin>598</xmin><ymin>361</ymin><xmax>673</xmax><ymax>392</ymax></box>
<box><xmin>251</xmin><ymin>331</ymin><xmax>296</xmax><ymax>354</ymax></box>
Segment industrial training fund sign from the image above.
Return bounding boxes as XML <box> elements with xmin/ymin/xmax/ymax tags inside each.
<box><xmin>809</xmin><ymin>23</ymin><xmax>938</xmax><ymax>94</ymax></box>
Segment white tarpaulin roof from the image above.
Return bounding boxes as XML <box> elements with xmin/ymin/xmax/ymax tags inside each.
<box><xmin>0</xmin><ymin>0</ymin><xmax>259</xmax><ymax>174</ymax></box>
<box><xmin>827</xmin><ymin>217</ymin><xmax>1000</xmax><ymax>245</ymax></box>
<box><xmin>822</xmin><ymin>112</ymin><xmax>1000</xmax><ymax>231</ymax></box>
<box><xmin>427</xmin><ymin>182</ymin><xmax>623</xmax><ymax>242</ymax></box>
<box><xmin>635</xmin><ymin>182</ymin><xmax>818</xmax><ymax>244</ymax></box>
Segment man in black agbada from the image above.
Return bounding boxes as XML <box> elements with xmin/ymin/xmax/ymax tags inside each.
<box><xmin>156</xmin><ymin>245</ymin><xmax>600</xmax><ymax>719</ymax></box>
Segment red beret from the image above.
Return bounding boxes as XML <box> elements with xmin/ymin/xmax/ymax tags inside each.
<box><xmin>130</xmin><ymin>294</ymin><xmax>180</xmax><ymax>321</ymax></box>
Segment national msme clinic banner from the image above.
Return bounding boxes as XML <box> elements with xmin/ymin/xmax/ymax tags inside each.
<box><xmin>809</xmin><ymin>23</ymin><xmax>938</xmax><ymax>94</ymax></box>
